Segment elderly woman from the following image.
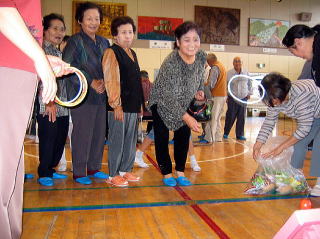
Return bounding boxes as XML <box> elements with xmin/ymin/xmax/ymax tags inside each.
<box><xmin>63</xmin><ymin>2</ymin><xmax>110</xmax><ymax>185</ymax></box>
<box><xmin>148</xmin><ymin>21</ymin><xmax>206</xmax><ymax>187</ymax></box>
<box><xmin>102</xmin><ymin>16</ymin><xmax>143</xmax><ymax>187</ymax></box>
<box><xmin>282</xmin><ymin>24</ymin><xmax>320</xmax><ymax>86</ymax></box>
<box><xmin>37</xmin><ymin>13</ymin><xmax>69</xmax><ymax>186</ymax></box>
<box><xmin>253</xmin><ymin>73</ymin><xmax>320</xmax><ymax>197</ymax></box>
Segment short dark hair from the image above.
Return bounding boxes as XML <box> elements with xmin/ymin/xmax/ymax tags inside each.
<box><xmin>43</xmin><ymin>13</ymin><xmax>65</xmax><ymax>31</ymax></box>
<box><xmin>282</xmin><ymin>24</ymin><xmax>316</xmax><ymax>47</ymax></box>
<box><xmin>140</xmin><ymin>70</ymin><xmax>149</xmax><ymax>79</ymax></box>
<box><xmin>174</xmin><ymin>21</ymin><xmax>201</xmax><ymax>49</ymax></box>
<box><xmin>75</xmin><ymin>2</ymin><xmax>103</xmax><ymax>23</ymax></box>
<box><xmin>260</xmin><ymin>73</ymin><xmax>291</xmax><ymax>107</ymax></box>
<box><xmin>111</xmin><ymin>16</ymin><xmax>136</xmax><ymax>36</ymax></box>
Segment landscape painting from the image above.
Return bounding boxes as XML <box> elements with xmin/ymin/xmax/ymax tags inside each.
<box><xmin>249</xmin><ymin>18</ymin><xmax>290</xmax><ymax>48</ymax></box>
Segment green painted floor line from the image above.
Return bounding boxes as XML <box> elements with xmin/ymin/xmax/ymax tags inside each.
<box><xmin>23</xmin><ymin>194</ymin><xmax>308</xmax><ymax>213</ymax></box>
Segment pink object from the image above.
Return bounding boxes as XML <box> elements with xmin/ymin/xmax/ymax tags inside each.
<box><xmin>274</xmin><ymin>209</ymin><xmax>320</xmax><ymax>239</ymax></box>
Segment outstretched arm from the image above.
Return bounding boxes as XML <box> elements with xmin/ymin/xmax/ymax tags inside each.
<box><xmin>0</xmin><ymin>7</ymin><xmax>57</xmax><ymax>103</ymax></box>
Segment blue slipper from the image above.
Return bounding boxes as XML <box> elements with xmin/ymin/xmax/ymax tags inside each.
<box><xmin>88</xmin><ymin>171</ymin><xmax>109</xmax><ymax>179</ymax></box>
<box><xmin>176</xmin><ymin>176</ymin><xmax>192</xmax><ymax>186</ymax></box>
<box><xmin>75</xmin><ymin>176</ymin><xmax>92</xmax><ymax>185</ymax></box>
<box><xmin>223</xmin><ymin>134</ymin><xmax>228</xmax><ymax>139</ymax></box>
<box><xmin>25</xmin><ymin>173</ymin><xmax>34</xmax><ymax>179</ymax></box>
<box><xmin>38</xmin><ymin>177</ymin><xmax>54</xmax><ymax>186</ymax></box>
<box><xmin>163</xmin><ymin>177</ymin><xmax>177</xmax><ymax>187</ymax></box>
<box><xmin>236</xmin><ymin>136</ymin><xmax>246</xmax><ymax>141</ymax></box>
<box><xmin>198</xmin><ymin>139</ymin><xmax>210</xmax><ymax>144</ymax></box>
<box><xmin>52</xmin><ymin>172</ymin><xmax>68</xmax><ymax>179</ymax></box>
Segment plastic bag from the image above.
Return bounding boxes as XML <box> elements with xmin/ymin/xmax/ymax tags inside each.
<box><xmin>245</xmin><ymin>136</ymin><xmax>310</xmax><ymax>195</ymax></box>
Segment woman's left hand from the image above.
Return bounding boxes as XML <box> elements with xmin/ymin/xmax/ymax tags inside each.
<box><xmin>195</xmin><ymin>90</ymin><xmax>205</xmax><ymax>101</ymax></box>
<box><xmin>261</xmin><ymin>145</ymin><xmax>285</xmax><ymax>159</ymax></box>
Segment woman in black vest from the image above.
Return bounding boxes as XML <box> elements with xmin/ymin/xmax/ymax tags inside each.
<box><xmin>102</xmin><ymin>16</ymin><xmax>143</xmax><ymax>187</ymax></box>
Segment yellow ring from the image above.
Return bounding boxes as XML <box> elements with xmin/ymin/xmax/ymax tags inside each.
<box><xmin>54</xmin><ymin>66</ymin><xmax>88</xmax><ymax>107</ymax></box>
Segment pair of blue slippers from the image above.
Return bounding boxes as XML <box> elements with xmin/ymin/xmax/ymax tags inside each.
<box><xmin>38</xmin><ymin>173</ymin><xmax>68</xmax><ymax>186</ymax></box>
<box><xmin>163</xmin><ymin>176</ymin><xmax>192</xmax><ymax>187</ymax></box>
<box><xmin>75</xmin><ymin>171</ymin><xmax>109</xmax><ymax>185</ymax></box>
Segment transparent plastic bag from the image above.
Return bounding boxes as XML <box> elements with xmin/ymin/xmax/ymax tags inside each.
<box><xmin>245</xmin><ymin>136</ymin><xmax>310</xmax><ymax>195</ymax></box>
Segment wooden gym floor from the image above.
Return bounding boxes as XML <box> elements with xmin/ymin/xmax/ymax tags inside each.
<box><xmin>22</xmin><ymin>117</ymin><xmax>319</xmax><ymax>239</ymax></box>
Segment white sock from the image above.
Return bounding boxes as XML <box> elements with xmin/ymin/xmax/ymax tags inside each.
<box><xmin>119</xmin><ymin>171</ymin><xmax>127</xmax><ymax>176</ymax></box>
<box><xmin>136</xmin><ymin>150</ymin><xmax>144</xmax><ymax>158</ymax></box>
<box><xmin>190</xmin><ymin>155</ymin><xmax>196</xmax><ymax>162</ymax></box>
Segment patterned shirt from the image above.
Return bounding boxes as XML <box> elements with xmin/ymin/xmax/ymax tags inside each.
<box><xmin>148</xmin><ymin>50</ymin><xmax>206</xmax><ymax>130</ymax></box>
<box><xmin>39</xmin><ymin>40</ymin><xmax>68</xmax><ymax>117</ymax></box>
<box><xmin>257</xmin><ymin>80</ymin><xmax>320</xmax><ymax>143</ymax></box>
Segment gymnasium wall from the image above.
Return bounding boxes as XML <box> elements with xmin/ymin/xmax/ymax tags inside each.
<box><xmin>41</xmin><ymin>0</ymin><xmax>320</xmax><ymax>81</ymax></box>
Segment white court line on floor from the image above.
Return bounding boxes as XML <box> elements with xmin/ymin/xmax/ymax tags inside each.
<box><xmin>24</xmin><ymin>139</ymin><xmax>250</xmax><ymax>165</ymax></box>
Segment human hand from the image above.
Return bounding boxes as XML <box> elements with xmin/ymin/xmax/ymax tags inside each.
<box><xmin>182</xmin><ymin>113</ymin><xmax>201</xmax><ymax>133</ymax></box>
<box><xmin>34</xmin><ymin>58</ymin><xmax>57</xmax><ymax>104</ymax></box>
<box><xmin>114</xmin><ymin>106</ymin><xmax>124</xmax><ymax>121</ymax></box>
<box><xmin>253</xmin><ymin>141</ymin><xmax>264</xmax><ymax>160</ymax></box>
<box><xmin>44</xmin><ymin>101</ymin><xmax>57</xmax><ymax>122</ymax></box>
<box><xmin>195</xmin><ymin>90</ymin><xmax>205</xmax><ymax>101</ymax></box>
<box><xmin>47</xmin><ymin>55</ymin><xmax>73</xmax><ymax>77</ymax></box>
<box><xmin>91</xmin><ymin>79</ymin><xmax>105</xmax><ymax>94</ymax></box>
<box><xmin>261</xmin><ymin>145</ymin><xmax>285</xmax><ymax>159</ymax></box>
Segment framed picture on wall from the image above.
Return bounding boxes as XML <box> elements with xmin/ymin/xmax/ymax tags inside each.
<box><xmin>194</xmin><ymin>6</ymin><xmax>240</xmax><ymax>45</ymax></box>
<box><xmin>72</xmin><ymin>1</ymin><xmax>127</xmax><ymax>38</ymax></box>
<box><xmin>248</xmin><ymin>18</ymin><xmax>290</xmax><ymax>48</ymax></box>
<box><xmin>138</xmin><ymin>16</ymin><xmax>183</xmax><ymax>41</ymax></box>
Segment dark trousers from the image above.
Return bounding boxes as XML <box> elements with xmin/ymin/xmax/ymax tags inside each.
<box><xmin>37</xmin><ymin>115</ymin><xmax>69</xmax><ymax>177</ymax></box>
<box><xmin>151</xmin><ymin>105</ymin><xmax>190</xmax><ymax>175</ymax></box>
<box><xmin>70</xmin><ymin>103</ymin><xmax>106</xmax><ymax>177</ymax></box>
<box><xmin>224</xmin><ymin>96</ymin><xmax>246</xmax><ymax>138</ymax></box>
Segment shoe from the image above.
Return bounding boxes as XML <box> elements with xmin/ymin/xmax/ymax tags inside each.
<box><xmin>168</xmin><ymin>140</ymin><xmax>174</xmax><ymax>145</ymax></box>
<box><xmin>198</xmin><ymin>135</ymin><xmax>205</xmax><ymax>140</ymax></box>
<box><xmin>75</xmin><ymin>176</ymin><xmax>92</xmax><ymax>185</ymax></box>
<box><xmin>123</xmin><ymin>172</ymin><xmax>140</xmax><ymax>182</ymax></box>
<box><xmin>52</xmin><ymin>172</ymin><xmax>68</xmax><ymax>179</ymax></box>
<box><xmin>236</xmin><ymin>136</ymin><xmax>246</xmax><ymax>141</ymax></box>
<box><xmin>88</xmin><ymin>171</ymin><xmax>109</xmax><ymax>179</ymax></box>
<box><xmin>198</xmin><ymin>139</ymin><xmax>210</xmax><ymax>144</ymax></box>
<box><xmin>163</xmin><ymin>177</ymin><xmax>177</xmax><ymax>187</ymax></box>
<box><xmin>190</xmin><ymin>160</ymin><xmax>201</xmax><ymax>172</ymax></box>
<box><xmin>104</xmin><ymin>140</ymin><xmax>110</xmax><ymax>145</ymax></box>
<box><xmin>311</xmin><ymin>185</ymin><xmax>320</xmax><ymax>196</ymax></box>
<box><xmin>57</xmin><ymin>163</ymin><xmax>67</xmax><ymax>172</ymax></box>
<box><xmin>25</xmin><ymin>173</ymin><xmax>34</xmax><ymax>179</ymax></box>
<box><xmin>106</xmin><ymin>176</ymin><xmax>128</xmax><ymax>187</ymax></box>
<box><xmin>223</xmin><ymin>134</ymin><xmax>228</xmax><ymax>139</ymax></box>
<box><xmin>176</xmin><ymin>176</ymin><xmax>192</xmax><ymax>186</ymax></box>
<box><xmin>135</xmin><ymin>157</ymin><xmax>149</xmax><ymax>168</ymax></box>
<box><xmin>38</xmin><ymin>177</ymin><xmax>54</xmax><ymax>186</ymax></box>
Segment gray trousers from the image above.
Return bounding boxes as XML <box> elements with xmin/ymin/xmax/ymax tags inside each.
<box><xmin>291</xmin><ymin>118</ymin><xmax>320</xmax><ymax>177</ymax></box>
<box><xmin>70</xmin><ymin>103</ymin><xmax>106</xmax><ymax>177</ymax></box>
<box><xmin>224</xmin><ymin>96</ymin><xmax>246</xmax><ymax>137</ymax></box>
<box><xmin>107</xmin><ymin>112</ymin><xmax>138</xmax><ymax>177</ymax></box>
<box><xmin>0</xmin><ymin>68</ymin><xmax>37</xmax><ymax>239</ymax></box>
